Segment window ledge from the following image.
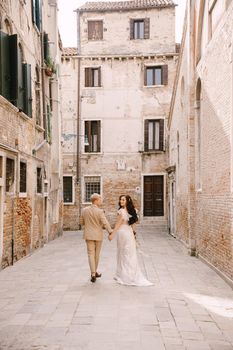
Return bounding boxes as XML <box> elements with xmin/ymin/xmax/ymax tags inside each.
<box><xmin>140</xmin><ymin>150</ymin><xmax>165</xmax><ymax>154</ymax></box>
<box><xmin>18</xmin><ymin>111</ymin><xmax>33</xmax><ymax>123</ymax></box>
<box><xmin>83</xmin><ymin>152</ymin><xmax>102</xmax><ymax>155</ymax></box>
<box><xmin>19</xmin><ymin>193</ymin><xmax>27</xmax><ymax>198</ymax></box>
<box><xmin>143</xmin><ymin>85</ymin><xmax>165</xmax><ymax>88</ymax></box>
<box><xmin>64</xmin><ymin>202</ymin><xmax>75</xmax><ymax>206</ymax></box>
<box><xmin>35</xmin><ymin>124</ymin><xmax>45</xmax><ymax>133</ymax></box>
<box><xmin>83</xmin><ymin>86</ymin><xmax>103</xmax><ymax>89</ymax></box>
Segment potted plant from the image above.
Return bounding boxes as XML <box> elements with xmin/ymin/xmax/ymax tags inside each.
<box><xmin>45</xmin><ymin>56</ymin><xmax>56</xmax><ymax>77</ymax></box>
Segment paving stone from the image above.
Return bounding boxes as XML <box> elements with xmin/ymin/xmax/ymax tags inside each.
<box><xmin>0</xmin><ymin>229</ymin><xmax>232</xmax><ymax>350</ymax></box>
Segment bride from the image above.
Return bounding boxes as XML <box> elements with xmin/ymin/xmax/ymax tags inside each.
<box><xmin>108</xmin><ymin>195</ymin><xmax>153</xmax><ymax>286</ymax></box>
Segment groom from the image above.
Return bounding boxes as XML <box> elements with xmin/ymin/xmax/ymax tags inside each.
<box><xmin>79</xmin><ymin>193</ymin><xmax>113</xmax><ymax>283</ymax></box>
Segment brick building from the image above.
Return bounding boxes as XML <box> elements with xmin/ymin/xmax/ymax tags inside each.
<box><xmin>61</xmin><ymin>0</ymin><xmax>178</xmax><ymax>229</ymax></box>
<box><xmin>168</xmin><ymin>0</ymin><xmax>233</xmax><ymax>282</ymax></box>
<box><xmin>0</xmin><ymin>0</ymin><xmax>63</xmax><ymax>268</ymax></box>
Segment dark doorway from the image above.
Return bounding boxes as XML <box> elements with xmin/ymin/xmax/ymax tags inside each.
<box><xmin>143</xmin><ymin>175</ymin><xmax>164</xmax><ymax>216</ymax></box>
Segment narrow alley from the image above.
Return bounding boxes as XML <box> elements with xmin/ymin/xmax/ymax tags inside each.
<box><xmin>0</xmin><ymin>227</ymin><xmax>233</xmax><ymax>350</ymax></box>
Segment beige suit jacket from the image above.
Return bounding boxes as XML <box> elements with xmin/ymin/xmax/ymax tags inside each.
<box><xmin>80</xmin><ymin>204</ymin><xmax>113</xmax><ymax>241</ymax></box>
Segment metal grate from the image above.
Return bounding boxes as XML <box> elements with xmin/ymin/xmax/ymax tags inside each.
<box><xmin>84</xmin><ymin>176</ymin><xmax>100</xmax><ymax>202</ymax></box>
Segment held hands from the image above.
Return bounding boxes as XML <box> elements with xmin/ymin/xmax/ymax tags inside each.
<box><xmin>108</xmin><ymin>230</ymin><xmax>115</xmax><ymax>241</ymax></box>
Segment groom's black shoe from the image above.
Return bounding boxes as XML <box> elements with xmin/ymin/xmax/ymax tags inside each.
<box><xmin>95</xmin><ymin>272</ymin><xmax>102</xmax><ymax>278</ymax></box>
<box><xmin>91</xmin><ymin>275</ymin><xmax>96</xmax><ymax>283</ymax></box>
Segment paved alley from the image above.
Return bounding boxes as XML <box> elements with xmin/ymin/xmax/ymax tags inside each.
<box><xmin>0</xmin><ymin>227</ymin><xmax>233</xmax><ymax>350</ymax></box>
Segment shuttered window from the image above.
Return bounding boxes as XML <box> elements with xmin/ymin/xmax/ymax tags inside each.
<box><xmin>43</xmin><ymin>32</ymin><xmax>49</xmax><ymax>62</ymax></box>
<box><xmin>145</xmin><ymin>65</ymin><xmax>168</xmax><ymax>86</ymax></box>
<box><xmin>20</xmin><ymin>161</ymin><xmax>27</xmax><ymax>193</ymax></box>
<box><xmin>63</xmin><ymin>176</ymin><xmax>73</xmax><ymax>203</ymax></box>
<box><xmin>0</xmin><ymin>32</ymin><xmax>18</xmax><ymax>104</ymax></box>
<box><xmin>144</xmin><ymin>119</ymin><xmax>164</xmax><ymax>152</ymax></box>
<box><xmin>0</xmin><ymin>32</ymin><xmax>32</xmax><ymax>117</ymax></box>
<box><xmin>85</xmin><ymin>67</ymin><xmax>101</xmax><ymax>87</ymax></box>
<box><xmin>84</xmin><ymin>176</ymin><xmax>101</xmax><ymax>202</ymax></box>
<box><xmin>32</xmin><ymin>0</ymin><xmax>41</xmax><ymax>31</ymax></box>
<box><xmin>88</xmin><ymin>21</ymin><xmax>103</xmax><ymax>40</ymax></box>
<box><xmin>46</xmin><ymin>104</ymin><xmax>52</xmax><ymax>143</ymax></box>
<box><xmin>84</xmin><ymin>120</ymin><xmax>101</xmax><ymax>153</ymax></box>
<box><xmin>130</xmin><ymin>18</ymin><xmax>150</xmax><ymax>39</ymax></box>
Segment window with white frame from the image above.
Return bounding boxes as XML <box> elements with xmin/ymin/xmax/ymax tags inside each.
<box><xmin>63</xmin><ymin>176</ymin><xmax>73</xmax><ymax>204</ymax></box>
<box><xmin>84</xmin><ymin>176</ymin><xmax>101</xmax><ymax>202</ymax></box>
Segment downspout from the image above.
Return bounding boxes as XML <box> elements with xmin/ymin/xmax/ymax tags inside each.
<box><xmin>76</xmin><ymin>9</ymin><xmax>82</xmax><ymax>228</ymax></box>
<box><xmin>40</xmin><ymin>22</ymin><xmax>47</xmax><ymax>140</ymax></box>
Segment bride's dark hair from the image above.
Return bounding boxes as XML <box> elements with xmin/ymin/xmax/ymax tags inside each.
<box><xmin>118</xmin><ymin>195</ymin><xmax>138</xmax><ymax>225</ymax></box>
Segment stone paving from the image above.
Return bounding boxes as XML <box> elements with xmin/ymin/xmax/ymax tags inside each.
<box><xmin>0</xmin><ymin>227</ymin><xmax>233</xmax><ymax>350</ymax></box>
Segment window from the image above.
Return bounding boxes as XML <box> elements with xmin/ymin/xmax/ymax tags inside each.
<box><xmin>84</xmin><ymin>120</ymin><xmax>101</xmax><ymax>153</ymax></box>
<box><xmin>0</xmin><ymin>32</ymin><xmax>32</xmax><ymax>117</ymax></box>
<box><xmin>144</xmin><ymin>119</ymin><xmax>164</xmax><ymax>152</ymax></box>
<box><xmin>6</xmin><ymin>158</ymin><xmax>15</xmax><ymax>192</ymax></box>
<box><xmin>130</xmin><ymin>18</ymin><xmax>150</xmax><ymax>39</ymax></box>
<box><xmin>63</xmin><ymin>176</ymin><xmax>73</xmax><ymax>203</ymax></box>
<box><xmin>35</xmin><ymin>66</ymin><xmax>41</xmax><ymax>125</ymax></box>
<box><xmin>85</xmin><ymin>67</ymin><xmax>101</xmax><ymax>87</ymax></box>
<box><xmin>145</xmin><ymin>65</ymin><xmax>168</xmax><ymax>86</ymax></box>
<box><xmin>84</xmin><ymin>176</ymin><xmax>101</xmax><ymax>202</ymax></box>
<box><xmin>37</xmin><ymin>167</ymin><xmax>42</xmax><ymax>194</ymax></box>
<box><xmin>46</xmin><ymin>104</ymin><xmax>52</xmax><ymax>143</ymax></box>
<box><xmin>88</xmin><ymin>21</ymin><xmax>103</xmax><ymax>40</ymax></box>
<box><xmin>32</xmin><ymin>0</ymin><xmax>41</xmax><ymax>31</ymax></box>
<box><xmin>20</xmin><ymin>161</ymin><xmax>27</xmax><ymax>193</ymax></box>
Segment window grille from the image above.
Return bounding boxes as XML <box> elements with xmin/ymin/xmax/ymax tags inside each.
<box><xmin>84</xmin><ymin>176</ymin><xmax>101</xmax><ymax>202</ymax></box>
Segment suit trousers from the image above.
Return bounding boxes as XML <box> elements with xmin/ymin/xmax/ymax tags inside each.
<box><xmin>86</xmin><ymin>240</ymin><xmax>102</xmax><ymax>275</ymax></box>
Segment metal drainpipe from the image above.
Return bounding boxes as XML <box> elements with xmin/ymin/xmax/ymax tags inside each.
<box><xmin>76</xmin><ymin>10</ymin><xmax>82</xmax><ymax>229</ymax></box>
<box><xmin>40</xmin><ymin>25</ymin><xmax>47</xmax><ymax>140</ymax></box>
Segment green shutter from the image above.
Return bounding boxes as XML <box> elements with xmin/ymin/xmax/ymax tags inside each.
<box><xmin>31</xmin><ymin>0</ymin><xmax>36</xmax><ymax>24</ymax></box>
<box><xmin>46</xmin><ymin>104</ymin><xmax>52</xmax><ymax>143</ymax></box>
<box><xmin>15</xmin><ymin>43</ymin><xmax>24</xmax><ymax>110</ymax></box>
<box><xmin>0</xmin><ymin>31</ymin><xmax>11</xmax><ymax>101</ymax></box>
<box><xmin>9</xmin><ymin>34</ymin><xmax>19</xmax><ymax>106</ymax></box>
<box><xmin>35</xmin><ymin>0</ymin><xmax>41</xmax><ymax>31</ymax></box>
<box><xmin>23</xmin><ymin>64</ymin><xmax>32</xmax><ymax>117</ymax></box>
<box><xmin>43</xmin><ymin>32</ymin><xmax>49</xmax><ymax>62</ymax></box>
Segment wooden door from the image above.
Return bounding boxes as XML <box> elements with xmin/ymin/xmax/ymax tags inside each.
<box><xmin>143</xmin><ymin>175</ymin><xmax>164</xmax><ymax>216</ymax></box>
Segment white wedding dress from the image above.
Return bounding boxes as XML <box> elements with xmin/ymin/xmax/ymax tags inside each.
<box><xmin>114</xmin><ymin>208</ymin><xmax>153</xmax><ymax>286</ymax></box>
